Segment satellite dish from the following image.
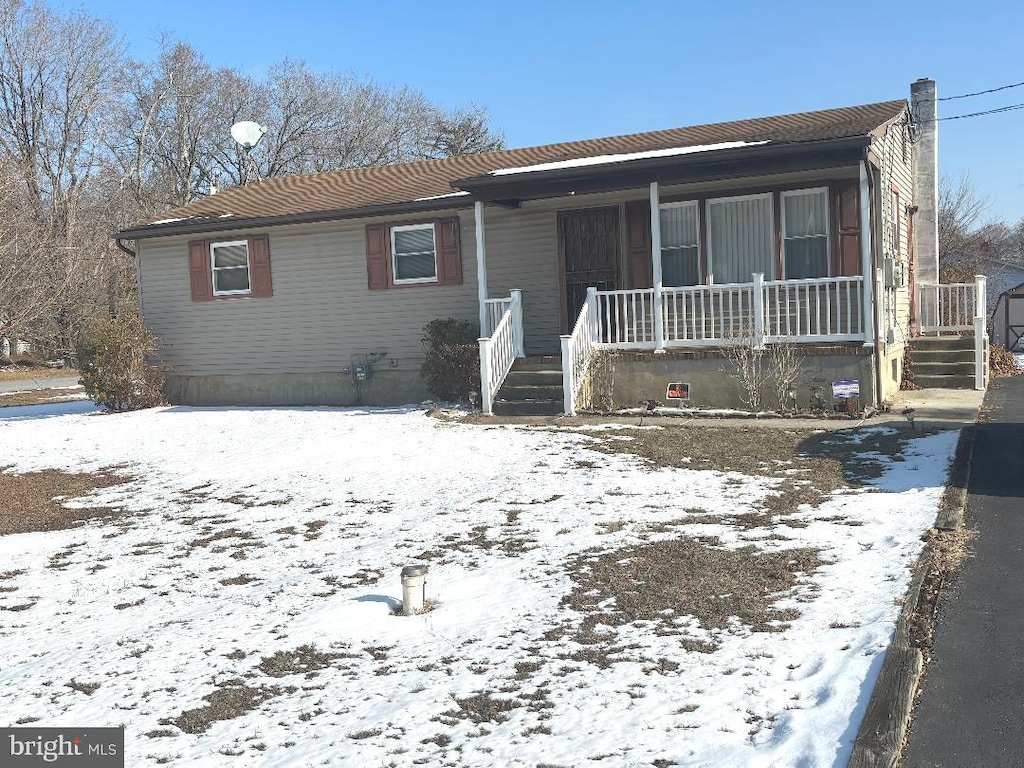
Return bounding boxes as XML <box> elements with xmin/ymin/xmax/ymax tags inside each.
<box><xmin>230</xmin><ymin>121</ymin><xmax>267</xmax><ymax>149</ymax></box>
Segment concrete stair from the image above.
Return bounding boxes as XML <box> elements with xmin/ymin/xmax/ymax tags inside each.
<box><xmin>492</xmin><ymin>356</ymin><xmax>564</xmax><ymax>416</ymax></box>
<box><xmin>909</xmin><ymin>336</ymin><xmax>977</xmax><ymax>389</ymax></box>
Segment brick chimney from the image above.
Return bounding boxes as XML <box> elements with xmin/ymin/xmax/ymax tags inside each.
<box><xmin>910</xmin><ymin>78</ymin><xmax>938</xmax><ymax>287</ymax></box>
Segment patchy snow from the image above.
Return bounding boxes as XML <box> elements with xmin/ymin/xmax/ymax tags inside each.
<box><xmin>414</xmin><ymin>191</ymin><xmax>472</xmax><ymax>201</ymax></box>
<box><xmin>147</xmin><ymin>217</ymin><xmax>187</xmax><ymax>226</ymax></box>
<box><xmin>489</xmin><ymin>141</ymin><xmax>770</xmax><ymax>176</ymax></box>
<box><xmin>0</xmin><ymin>406</ymin><xmax>957</xmax><ymax>767</ymax></box>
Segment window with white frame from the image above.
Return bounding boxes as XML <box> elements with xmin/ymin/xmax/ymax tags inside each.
<box><xmin>659</xmin><ymin>202</ymin><xmax>700</xmax><ymax>286</ymax></box>
<box><xmin>706</xmin><ymin>193</ymin><xmax>774</xmax><ymax>283</ymax></box>
<box><xmin>782</xmin><ymin>188</ymin><xmax>829</xmax><ymax>279</ymax></box>
<box><xmin>391</xmin><ymin>224</ymin><xmax>438</xmax><ymax>283</ymax></box>
<box><xmin>210</xmin><ymin>240</ymin><xmax>251</xmax><ymax>295</ymax></box>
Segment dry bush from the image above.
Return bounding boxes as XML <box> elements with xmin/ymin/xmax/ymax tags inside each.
<box><xmin>990</xmin><ymin>345</ymin><xmax>1023</xmax><ymax>377</ymax></box>
<box><xmin>722</xmin><ymin>323</ymin><xmax>769</xmax><ymax>411</ymax></box>
<box><xmin>420</xmin><ymin>318</ymin><xmax>480</xmax><ymax>402</ymax></box>
<box><xmin>76</xmin><ymin>313</ymin><xmax>167</xmax><ymax>412</ymax></box>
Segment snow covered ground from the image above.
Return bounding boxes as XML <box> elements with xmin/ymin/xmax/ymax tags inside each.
<box><xmin>0</xmin><ymin>404</ymin><xmax>958</xmax><ymax>767</ymax></box>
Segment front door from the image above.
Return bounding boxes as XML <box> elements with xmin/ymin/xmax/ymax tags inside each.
<box><xmin>558</xmin><ymin>206</ymin><xmax>620</xmax><ymax>331</ymax></box>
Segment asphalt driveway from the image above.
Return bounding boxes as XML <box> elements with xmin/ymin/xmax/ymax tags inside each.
<box><xmin>903</xmin><ymin>375</ymin><xmax>1024</xmax><ymax>766</ymax></box>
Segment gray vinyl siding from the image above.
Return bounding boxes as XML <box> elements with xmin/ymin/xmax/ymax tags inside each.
<box><xmin>138</xmin><ymin>166</ymin><xmax>879</xmax><ymax>379</ymax></box>
<box><xmin>138</xmin><ymin>210</ymin><xmax>478</xmax><ymax>376</ymax></box>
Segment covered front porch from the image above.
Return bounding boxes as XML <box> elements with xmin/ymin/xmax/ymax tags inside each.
<box><xmin>473</xmin><ymin>166</ymin><xmax>877</xmax><ymax>414</ymax></box>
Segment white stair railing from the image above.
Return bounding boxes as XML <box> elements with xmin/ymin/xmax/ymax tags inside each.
<box><xmin>483</xmin><ymin>297</ymin><xmax>512</xmax><ymax>337</ymax></box>
<box><xmin>478</xmin><ymin>289</ymin><xmax>524</xmax><ymax>414</ymax></box>
<box><xmin>560</xmin><ymin>287</ymin><xmax>600</xmax><ymax>416</ymax></box>
<box><xmin>918</xmin><ymin>282</ymin><xmax>976</xmax><ymax>333</ymax></box>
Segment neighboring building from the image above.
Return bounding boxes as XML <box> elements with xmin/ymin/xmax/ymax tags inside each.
<box><xmin>118</xmin><ymin>79</ymin><xmax>966</xmax><ymax>413</ymax></box>
<box><xmin>981</xmin><ymin>258</ymin><xmax>1024</xmax><ymax>351</ymax></box>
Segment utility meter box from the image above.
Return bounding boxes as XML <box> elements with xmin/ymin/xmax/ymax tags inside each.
<box><xmin>883</xmin><ymin>258</ymin><xmax>906</xmax><ymax>289</ymax></box>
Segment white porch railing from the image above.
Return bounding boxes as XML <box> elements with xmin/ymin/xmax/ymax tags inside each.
<box><xmin>762</xmin><ymin>276</ymin><xmax>865</xmax><ymax>341</ymax></box>
<box><xmin>479</xmin><ymin>289</ymin><xmax>524</xmax><ymax>414</ymax></box>
<box><xmin>560</xmin><ymin>287</ymin><xmax>600</xmax><ymax>416</ymax></box>
<box><xmin>663</xmin><ymin>282</ymin><xmax>757</xmax><ymax>344</ymax></box>
<box><xmin>590</xmin><ymin>275</ymin><xmax>867</xmax><ymax>348</ymax></box>
<box><xmin>918</xmin><ymin>281</ymin><xmax>977</xmax><ymax>333</ymax></box>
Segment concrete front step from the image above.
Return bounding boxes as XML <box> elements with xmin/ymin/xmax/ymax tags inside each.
<box><xmin>914</xmin><ymin>361</ymin><xmax>976</xmax><ymax>376</ymax></box>
<box><xmin>498</xmin><ymin>384</ymin><xmax>564</xmax><ymax>401</ymax></box>
<box><xmin>511</xmin><ymin>356</ymin><xmax>563</xmax><ymax>372</ymax></box>
<box><xmin>503</xmin><ymin>370</ymin><xmax>562</xmax><ymax>386</ymax></box>
<box><xmin>492</xmin><ymin>398</ymin><xmax>564</xmax><ymax>416</ymax></box>
<box><xmin>910</xmin><ymin>336</ymin><xmax>975</xmax><ymax>352</ymax></box>
<box><xmin>913</xmin><ymin>373</ymin><xmax>977</xmax><ymax>389</ymax></box>
<box><xmin>911</xmin><ymin>348</ymin><xmax>976</xmax><ymax>363</ymax></box>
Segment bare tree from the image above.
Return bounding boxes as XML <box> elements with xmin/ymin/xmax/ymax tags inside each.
<box><xmin>938</xmin><ymin>173</ymin><xmax>989</xmax><ymax>279</ymax></box>
<box><xmin>420</xmin><ymin>104</ymin><xmax>505</xmax><ymax>160</ymax></box>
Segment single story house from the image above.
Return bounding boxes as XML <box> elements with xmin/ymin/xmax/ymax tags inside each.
<box><xmin>117</xmin><ymin>78</ymin><xmax>974</xmax><ymax>414</ymax></box>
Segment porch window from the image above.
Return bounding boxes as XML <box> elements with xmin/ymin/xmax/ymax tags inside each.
<box><xmin>782</xmin><ymin>188</ymin><xmax>829</xmax><ymax>279</ymax></box>
<box><xmin>707</xmin><ymin>193</ymin><xmax>774</xmax><ymax>283</ymax></box>
<box><xmin>659</xmin><ymin>202</ymin><xmax>700</xmax><ymax>286</ymax></box>
<box><xmin>210</xmin><ymin>240</ymin><xmax>251</xmax><ymax>295</ymax></box>
<box><xmin>391</xmin><ymin>223</ymin><xmax>438</xmax><ymax>284</ymax></box>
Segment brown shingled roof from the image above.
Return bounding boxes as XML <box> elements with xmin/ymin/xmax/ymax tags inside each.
<box><xmin>122</xmin><ymin>99</ymin><xmax>905</xmax><ymax>238</ymax></box>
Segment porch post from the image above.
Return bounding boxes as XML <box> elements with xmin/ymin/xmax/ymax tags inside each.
<box><xmin>649</xmin><ymin>182</ymin><xmax>666</xmax><ymax>352</ymax></box>
<box><xmin>975</xmin><ymin>274</ymin><xmax>987</xmax><ymax>390</ymax></box>
<box><xmin>475</xmin><ymin>200</ymin><xmax>489</xmax><ymax>336</ymax></box>
<box><xmin>752</xmin><ymin>273</ymin><xmax>765</xmax><ymax>346</ymax></box>
<box><xmin>859</xmin><ymin>162</ymin><xmax>876</xmax><ymax>345</ymax></box>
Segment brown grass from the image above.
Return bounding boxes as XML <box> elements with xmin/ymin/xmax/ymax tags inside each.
<box><xmin>0</xmin><ymin>469</ymin><xmax>128</xmax><ymax>535</ymax></box>
<box><xmin>558</xmin><ymin>537</ymin><xmax>822</xmax><ymax>654</ymax></box>
<box><xmin>0</xmin><ymin>365</ymin><xmax>78</xmax><ymax>382</ymax></box>
<box><xmin>163</xmin><ymin>684</ymin><xmax>287</xmax><ymax>734</ymax></box>
<box><xmin>0</xmin><ymin>387</ymin><xmax>84</xmax><ymax>408</ymax></box>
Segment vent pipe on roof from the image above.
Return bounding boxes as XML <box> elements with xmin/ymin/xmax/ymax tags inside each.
<box><xmin>910</xmin><ymin>78</ymin><xmax>938</xmax><ymax>287</ymax></box>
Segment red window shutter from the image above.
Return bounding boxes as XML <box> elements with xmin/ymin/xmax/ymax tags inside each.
<box><xmin>248</xmin><ymin>234</ymin><xmax>273</xmax><ymax>297</ymax></box>
<box><xmin>625</xmin><ymin>200</ymin><xmax>653</xmax><ymax>289</ymax></box>
<box><xmin>836</xmin><ymin>182</ymin><xmax>861</xmax><ymax>277</ymax></box>
<box><xmin>366</xmin><ymin>224</ymin><xmax>389</xmax><ymax>289</ymax></box>
<box><xmin>435</xmin><ymin>217</ymin><xmax>462</xmax><ymax>286</ymax></box>
<box><xmin>188</xmin><ymin>240</ymin><xmax>212</xmax><ymax>301</ymax></box>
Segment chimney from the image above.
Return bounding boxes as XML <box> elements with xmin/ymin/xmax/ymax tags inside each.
<box><xmin>910</xmin><ymin>78</ymin><xmax>938</xmax><ymax>286</ymax></box>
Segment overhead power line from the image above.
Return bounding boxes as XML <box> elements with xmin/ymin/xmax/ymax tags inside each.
<box><xmin>938</xmin><ymin>80</ymin><xmax>1024</xmax><ymax>101</ymax></box>
<box><xmin>938</xmin><ymin>101</ymin><xmax>1024</xmax><ymax>121</ymax></box>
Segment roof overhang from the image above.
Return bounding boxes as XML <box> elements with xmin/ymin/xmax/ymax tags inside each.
<box><xmin>116</xmin><ymin>196</ymin><xmax>477</xmax><ymax>241</ymax></box>
<box><xmin>453</xmin><ymin>136</ymin><xmax>871</xmax><ymax>203</ymax></box>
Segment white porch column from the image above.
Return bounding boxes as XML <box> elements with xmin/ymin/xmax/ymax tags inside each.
<box><xmin>859</xmin><ymin>162</ymin><xmax>876</xmax><ymax>345</ymax></box>
<box><xmin>649</xmin><ymin>182</ymin><xmax>666</xmax><ymax>353</ymax></box>
<box><xmin>475</xmin><ymin>200</ymin><xmax>489</xmax><ymax>336</ymax></box>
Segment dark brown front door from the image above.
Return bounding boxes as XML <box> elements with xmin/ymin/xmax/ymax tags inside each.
<box><xmin>558</xmin><ymin>206</ymin><xmax>620</xmax><ymax>331</ymax></box>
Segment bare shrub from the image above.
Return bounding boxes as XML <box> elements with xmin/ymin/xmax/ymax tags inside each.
<box><xmin>767</xmin><ymin>339</ymin><xmax>804</xmax><ymax>411</ymax></box>
<box><xmin>76</xmin><ymin>314</ymin><xmax>167</xmax><ymax>412</ymax></box>
<box><xmin>722</xmin><ymin>323</ymin><xmax>770</xmax><ymax>411</ymax></box>
<box><xmin>581</xmin><ymin>349</ymin><xmax>617</xmax><ymax>412</ymax></box>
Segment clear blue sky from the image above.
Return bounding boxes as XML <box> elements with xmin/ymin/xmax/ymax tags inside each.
<box><xmin>82</xmin><ymin>0</ymin><xmax>1024</xmax><ymax>221</ymax></box>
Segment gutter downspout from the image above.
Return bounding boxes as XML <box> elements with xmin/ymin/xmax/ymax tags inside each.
<box><xmin>115</xmin><ymin>238</ymin><xmax>136</xmax><ymax>258</ymax></box>
<box><xmin>862</xmin><ymin>158</ymin><xmax>884</xmax><ymax>407</ymax></box>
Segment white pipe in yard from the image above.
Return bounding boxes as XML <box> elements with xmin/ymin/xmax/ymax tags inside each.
<box><xmin>401</xmin><ymin>565</ymin><xmax>428</xmax><ymax>615</ymax></box>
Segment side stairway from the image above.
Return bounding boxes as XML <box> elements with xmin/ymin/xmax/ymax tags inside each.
<box><xmin>909</xmin><ymin>335</ymin><xmax>978</xmax><ymax>389</ymax></box>
<box><xmin>492</xmin><ymin>356</ymin><xmax>564</xmax><ymax>416</ymax></box>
